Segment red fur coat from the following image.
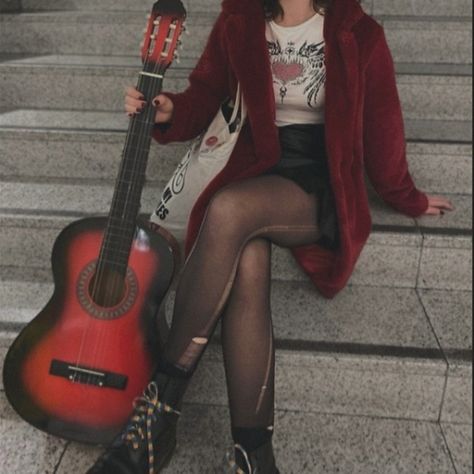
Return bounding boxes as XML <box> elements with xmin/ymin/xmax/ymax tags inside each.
<box><xmin>152</xmin><ymin>0</ymin><xmax>429</xmax><ymax>299</ymax></box>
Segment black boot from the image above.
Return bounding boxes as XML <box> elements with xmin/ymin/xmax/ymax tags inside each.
<box><xmin>87</xmin><ymin>366</ymin><xmax>192</xmax><ymax>474</ymax></box>
<box><xmin>225</xmin><ymin>438</ymin><xmax>280</xmax><ymax>474</ymax></box>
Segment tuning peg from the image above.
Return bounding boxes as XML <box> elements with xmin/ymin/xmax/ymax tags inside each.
<box><xmin>153</xmin><ymin>19</ymin><xmax>160</xmax><ymax>26</ymax></box>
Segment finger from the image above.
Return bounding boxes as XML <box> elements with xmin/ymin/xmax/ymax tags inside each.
<box><xmin>152</xmin><ymin>94</ymin><xmax>170</xmax><ymax>108</ymax></box>
<box><xmin>431</xmin><ymin>201</ymin><xmax>454</xmax><ymax>211</ymax></box>
<box><xmin>125</xmin><ymin>101</ymin><xmax>146</xmax><ymax>114</ymax></box>
<box><xmin>125</xmin><ymin>103</ymin><xmax>145</xmax><ymax>114</ymax></box>
<box><xmin>125</xmin><ymin>96</ymin><xmax>146</xmax><ymax>108</ymax></box>
<box><xmin>125</xmin><ymin>86</ymin><xmax>145</xmax><ymax>100</ymax></box>
<box><xmin>424</xmin><ymin>207</ymin><xmax>442</xmax><ymax>216</ymax></box>
<box><xmin>429</xmin><ymin>196</ymin><xmax>454</xmax><ymax>208</ymax></box>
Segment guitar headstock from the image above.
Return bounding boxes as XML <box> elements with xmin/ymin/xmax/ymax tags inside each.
<box><xmin>141</xmin><ymin>0</ymin><xmax>187</xmax><ymax>72</ymax></box>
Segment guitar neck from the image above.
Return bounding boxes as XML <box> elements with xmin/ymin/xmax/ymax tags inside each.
<box><xmin>99</xmin><ymin>70</ymin><xmax>165</xmax><ymax>275</ymax></box>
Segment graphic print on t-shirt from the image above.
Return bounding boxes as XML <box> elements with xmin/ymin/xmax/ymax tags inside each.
<box><xmin>267</xmin><ymin>38</ymin><xmax>325</xmax><ymax>107</ymax></box>
<box><xmin>267</xmin><ymin>40</ymin><xmax>326</xmax><ymax>107</ymax></box>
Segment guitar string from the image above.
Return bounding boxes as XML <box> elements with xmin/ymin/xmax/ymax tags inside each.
<box><xmin>98</xmin><ymin>18</ymin><xmax>180</xmax><ymax>377</ymax></box>
<box><xmin>94</xmin><ymin>46</ymin><xmax>167</xmax><ymax>374</ymax></box>
<box><xmin>80</xmin><ymin>64</ymin><xmax>154</xmax><ymax>387</ymax></box>
<box><xmin>77</xmin><ymin>14</ymin><xmax>179</xmax><ymax>389</ymax></box>
<box><xmin>72</xmin><ymin>27</ymin><xmax>155</xmax><ymax>385</ymax></box>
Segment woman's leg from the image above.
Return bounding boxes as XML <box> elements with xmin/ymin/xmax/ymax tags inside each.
<box><xmin>161</xmin><ymin>174</ymin><xmax>320</xmax><ymax>374</ymax></box>
<box><xmin>220</xmin><ymin>238</ymin><xmax>275</xmax><ymax>451</ymax></box>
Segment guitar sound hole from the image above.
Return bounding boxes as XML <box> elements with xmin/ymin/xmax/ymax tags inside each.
<box><xmin>88</xmin><ymin>269</ymin><xmax>126</xmax><ymax>308</ymax></box>
<box><xmin>77</xmin><ymin>260</ymin><xmax>138</xmax><ymax>320</ymax></box>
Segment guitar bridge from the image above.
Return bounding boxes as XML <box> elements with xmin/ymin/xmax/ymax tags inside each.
<box><xmin>49</xmin><ymin>359</ymin><xmax>128</xmax><ymax>390</ymax></box>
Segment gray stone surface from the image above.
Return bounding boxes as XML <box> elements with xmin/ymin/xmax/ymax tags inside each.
<box><xmin>0</xmin><ymin>0</ymin><xmax>19</xmax><ymax>12</ymax></box>
<box><xmin>0</xmin><ymin>279</ymin><xmax>443</xmax><ymax>348</ymax></box>
<box><xmin>0</xmin><ymin>55</ymin><xmax>191</xmax><ymax>111</ymax></box>
<box><xmin>442</xmin><ymin>422</ymin><xmax>473</xmax><ymax>474</ymax></box>
<box><xmin>397</xmin><ymin>73</ymin><xmax>471</xmax><ymax>121</ymax></box>
<box><xmin>417</xmin><ymin>289</ymin><xmax>472</xmax><ymax>423</ymax></box>
<box><xmin>0</xmin><ymin>278</ymin><xmax>453</xmax><ymax>421</ymax></box>
<box><xmin>1</xmin><ymin>180</ymin><xmax>468</xmax><ymax>289</ymax></box>
<box><xmin>0</xmin><ymin>11</ymin><xmax>471</xmax><ymax>65</ymax></box>
<box><xmin>1</xmin><ymin>55</ymin><xmax>470</xmax><ymax>120</ymax></box>
<box><xmin>54</xmin><ymin>404</ymin><xmax>458</xmax><ymax>473</ymax></box>
<box><xmin>418</xmin><ymin>246</ymin><xmax>472</xmax><ymax>291</ymax></box>
<box><xmin>442</xmin><ymin>365</ymin><xmax>473</xmax><ymax>424</ymax></box>
<box><xmin>0</xmin><ymin>391</ymin><xmax>67</xmax><ymax>474</ymax></box>
<box><xmin>408</xmin><ymin>142</ymin><xmax>472</xmax><ymax>195</ymax></box>
<box><xmin>373</xmin><ymin>0</ymin><xmax>472</xmax><ymax>17</ymax></box>
<box><xmin>349</xmin><ymin>242</ymin><xmax>421</xmax><ymax>288</ymax></box>
<box><xmin>0</xmin><ymin>11</ymin><xmax>213</xmax><ymax>58</ymax></box>
<box><xmin>418</xmin><ymin>289</ymin><xmax>472</xmax><ymax>361</ymax></box>
<box><xmin>1</xmin><ymin>117</ymin><xmax>470</xmax><ymax>195</ymax></box>
<box><xmin>405</xmin><ymin>118</ymin><xmax>472</xmax><ymax>143</ymax></box>
<box><xmin>382</xmin><ymin>18</ymin><xmax>472</xmax><ymax>64</ymax></box>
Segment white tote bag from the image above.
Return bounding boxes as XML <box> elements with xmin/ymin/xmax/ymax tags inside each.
<box><xmin>150</xmin><ymin>83</ymin><xmax>247</xmax><ymax>246</ymax></box>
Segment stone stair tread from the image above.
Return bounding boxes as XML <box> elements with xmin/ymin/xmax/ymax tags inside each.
<box><xmin>0</xmin><ymin>108</ymin><xmax>472</xmax><ymax>144</ymax></box>
<box><xmin>0</xmin><ymin>52</ymin><xmax>197</xmax><ymax>71</ymax></box>
<box><xmin>0</xmin><ymin>9</ymin><xmax>213</xmax><ymax>23</ymax></box>
<box><xmin>1</xmin><ymin>53</ymin><xmax>472</xmax><ymax>77</ymax></box>
<box><xmin>2</xmin><ymin>8</ymin><xmax>472</xmax><ymax>22</ymax></box>
<box><xmin>378</xmin><ymin>14</ymin><xmax>472</xmax><ymax>24</ymax></box>
<box><xmin>0</xmin><ymin>277</ymin><xmax>470</xmax><ymax>365</ymax></box>
<box><xmin>0</xmin><ymin>177</ymin><xmax>471</xmax><ymax>233</ymax></box>
<box><xmin>17</xmin><ymin>0</ymin><xmax>473</xmax><ymax>18</ymax></box>
<box><xmin>0</xmin><ymin>10</ymin><xmax>470</xmax><ymax>65</ymax></box>
<box><xmin>0</xmin><ymin>389</ymin><xmax>469</xmax><ymax>474</ymax></box>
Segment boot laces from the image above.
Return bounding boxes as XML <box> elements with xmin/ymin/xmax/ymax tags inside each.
<box><xmin>121</xmin><ymin>381</ymin><xmax>181</xmax><ymax>474</ymax></box>
<box><xmin>224</xmin><ymin>443</ymin><xmax>253</xmax><ymax>474</ymax></box>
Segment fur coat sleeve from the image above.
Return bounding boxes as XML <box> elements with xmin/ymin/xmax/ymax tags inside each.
<box><xmin>362</xmin><ymin>28</ymin><xmax>429</xmax><ymax>217</ymax></box>
<box><xmin>152</xmin><ymin>12</ymin><xmax>230</xmax><ymax>144</ymax></box>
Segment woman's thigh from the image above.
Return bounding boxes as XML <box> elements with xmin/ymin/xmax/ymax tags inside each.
<box><xmin>206</xmin><ymin>174</ymin><xmax>321</xmax><ymax>248</ymax></box>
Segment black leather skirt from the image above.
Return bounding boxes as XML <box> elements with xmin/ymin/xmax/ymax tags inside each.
<box><xmin>261</xmin><ymin>123</ymin><xmax>340</xmax><ymax>251</ymax></box>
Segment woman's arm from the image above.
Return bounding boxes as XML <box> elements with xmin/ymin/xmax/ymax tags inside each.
<box><xmin>152</xmin><ymin>11</ymin><xmax>231</xmax><ymax>144</ymax></box>
<box><xmin>362</xmin><ymin>26</ymin><xmax>429</xmax><ymax>218</ymax></box>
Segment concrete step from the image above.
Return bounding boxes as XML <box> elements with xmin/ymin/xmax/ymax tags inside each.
<box><xmin>0</xmin><ymin>389</ymin><xmax>470</xmax><ymax>474</ymax></box>
<box><xmin>0</xmin><ymin>277</ymin><xmax>471</xmax><ymax>424</ymax></box>
<box><xmin>0</xmin><ymin>109</ymin><xmax>471</xmax><ymax>195</ymax></box>
<box><xmin>0</xmin><ymin>11</ymin><xmax>471</xmax><ymax>65</ymax></box>
<box><xmin>0</xmin><ymin>54</ymin><xmax>471</xmax><ymax>122</ymax></box>
<box><xmin>0</xmin><ymin>176</ymin><xmax>471</xmax><ymax>290</ymax></box>
<box><xmin>19</xmin><ymin>0</ymin><xmax>473</xmax><ymax>19</ymax></box>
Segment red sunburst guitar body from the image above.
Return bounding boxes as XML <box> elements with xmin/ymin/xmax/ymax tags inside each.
<box><xmin>3</xmin><ymin>217</ymin><xmax>178</xmax><ymax>444</ymax></box>
<box><xmin>2</xmin><ymin>0</ymin><xmax>187</xmax><ymax>445</ymax></box>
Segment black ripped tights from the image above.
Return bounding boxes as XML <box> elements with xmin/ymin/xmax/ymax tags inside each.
<box><xmin>160</xmin><ymin>174</ymin><xmax>321</xmax><ymax>434</ymax></box>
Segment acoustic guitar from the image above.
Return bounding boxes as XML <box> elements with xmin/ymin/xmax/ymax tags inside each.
<box><xmin>2</xmin><ymin>0</ymin><xmax>187</xmax><ymax>445</ymax></box>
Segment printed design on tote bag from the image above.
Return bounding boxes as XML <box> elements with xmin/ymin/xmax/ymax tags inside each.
<box><xmin>154</xmin><ymin>148</ymin><xmax>193</xmax><ymax>220</ymax></box>
<box><xmin>267</xmin><ymin>39</ymin><xmax>325</xmax><ymax>107</ymax></box>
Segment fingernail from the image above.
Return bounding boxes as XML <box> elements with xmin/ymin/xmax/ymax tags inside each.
<box><xmin>153</xmin><ymin>99</ymin><xmax>160</xmax><ymax>106</ymax></box>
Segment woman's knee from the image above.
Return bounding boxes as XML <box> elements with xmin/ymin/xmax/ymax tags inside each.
<box><xmin>237</xmin><ymin>238</ymin><xmax>271</xmax><ymax>281</ymax></box>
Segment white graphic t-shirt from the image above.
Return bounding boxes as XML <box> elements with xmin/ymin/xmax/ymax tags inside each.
<box><xmin>265</xmin><ymin>12</ymin><xmax>326</xmax><ymax>126</ymax></box>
